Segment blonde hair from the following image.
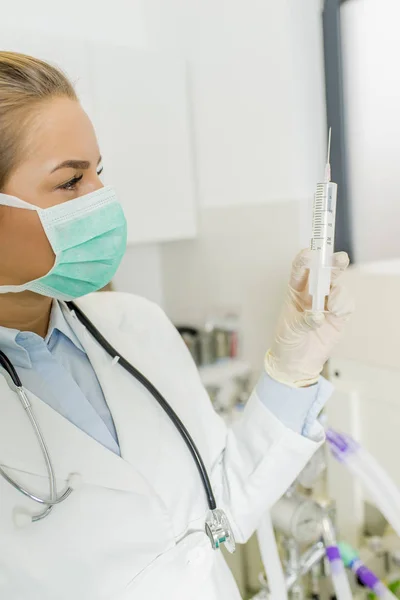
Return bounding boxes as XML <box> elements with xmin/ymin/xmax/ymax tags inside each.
<box><xmin>0</xmin><ymin>51</ymin><xmax>77</xmax><ymax>190</ymax></box>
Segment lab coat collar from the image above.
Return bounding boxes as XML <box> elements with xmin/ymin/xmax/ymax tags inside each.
<box><xmin>0</xmin><ymin>301</ymin><xmax>158</xmax><ymax>497</ymax></box>
<box><xmin>62</xmin><ymin>299</ymin><xmax>165</xmax><ymax>497</ymax></box>
<box><xmin>46</xmin><ymin>300</ymin><xmax>85</xmax><ymax>352</ymax></box>
<box><xmin>0</xmin><ymin>323</ymin><xmax>31</xmax><ymax>368</ymax></box>
<box><xmin>61</xmin><ymin>300</ymin><xmax>151</xmax><ymax>462</ymax></box>
<box><xmin>61</xmin><ymin>298</ymin><xmax>167</xmax><ymax>488</ymax></box>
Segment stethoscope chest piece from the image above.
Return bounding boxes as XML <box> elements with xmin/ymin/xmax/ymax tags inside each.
<box><xmin>205</xmin><ymin>508</ymin><xmax>236</xmax><ymax>553</ymax></box>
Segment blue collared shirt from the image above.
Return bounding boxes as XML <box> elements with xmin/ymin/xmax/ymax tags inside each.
<box><xmin>0</xmin><ymin>301</ymin><xmax>327</xmax><ymax>454</ymax></box>
<box><xmin>0</xmin><ymin>301</ymin><xmax>120</xmax><ymax>455</ymax></box>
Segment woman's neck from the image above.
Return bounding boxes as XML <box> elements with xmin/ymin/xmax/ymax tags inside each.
<box><xmin>0</xmin><ymin>292</ymin><xmax>53</xmax><ymax>337</ymax></box>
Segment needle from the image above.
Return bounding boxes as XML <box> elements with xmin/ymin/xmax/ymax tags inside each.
<box><xmin>324</xmin><ymin>127</ymin><xmax>332</xmax><ymax>183</ymax></box>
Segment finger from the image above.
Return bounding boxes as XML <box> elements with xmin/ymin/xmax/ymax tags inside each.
<box><xmin>326</xmin><ymin>282</ymin><xmax>355</xmax><ymax>320</ymax></box>
<box><xmin>289</xmin><ymin>249</ymin><xmax>313</xmax><ymax>292</ymax></box>
<box><xmin>291</xmin><ymin>309</ymin><xmax>326</xmax><ymax>334</ymax></box>
<box><xmin>332</xmin><ymin>251</ymin><xmax>350</xmax><ymax>269</ymax></box>
<box><xmin>330</xmin><ymin>252</ymin><xmax>350</xmax><ymax>283</ymax></box>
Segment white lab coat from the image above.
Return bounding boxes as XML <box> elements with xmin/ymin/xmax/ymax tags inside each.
<box><xmin>0</xmin><ymin>292</ymin><xmax>325</xmax><ymax>600</ymax></box>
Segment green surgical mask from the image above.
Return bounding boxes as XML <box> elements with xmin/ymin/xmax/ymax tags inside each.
<box><xmin>0</xmin><ymin>186</ymin><xmax>127</xmax><ymax>301</ymax></box>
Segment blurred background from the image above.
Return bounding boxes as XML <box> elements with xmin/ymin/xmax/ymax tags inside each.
<box><xmin>4</xmin><ymin>0</ymin><xmax>400</xmax><ymax>598</ymax></box>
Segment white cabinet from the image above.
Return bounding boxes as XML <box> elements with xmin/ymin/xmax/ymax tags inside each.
<box><xmin>87</xmin><ymin>43</ymin><xmax>196</xmax><ymax>244</ymax></box>
<box><xmin>191</xmin><ymin>56</ymin><xmax>315</xmax><ymax>209</ymax></box>
<box><xmin>0</xmin><ymin>30</ymin><xmax>197</xmax><ymax>244</ymax></box>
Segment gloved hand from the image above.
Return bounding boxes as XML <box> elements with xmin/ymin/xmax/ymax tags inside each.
<box><xmin>265</xmin><ymin>249</ymin><xmax>353</xmax><ymax>388</ymax></box>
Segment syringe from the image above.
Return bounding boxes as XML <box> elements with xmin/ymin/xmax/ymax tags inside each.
<box><xmin>309</xmin><ymin>128</ymin><xmax>338</xmax><ymax>312</ymax></box>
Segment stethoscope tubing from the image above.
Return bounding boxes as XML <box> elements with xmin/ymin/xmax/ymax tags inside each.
<box><xmin>66</xmin><ymin>301</ymin><xmax>217</xmax><ymax>511</ymax></box>
<box><xmin>0</xmin><ymin>303</ymin><xmax>217</xmax><ymax>518</ymax></box>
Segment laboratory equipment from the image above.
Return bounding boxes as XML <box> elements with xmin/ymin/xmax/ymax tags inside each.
<box><xmin>257</xmin><ymin>511</ymin><xmax>288</xmax><ymax>600</ymax></box>
<box><xmin>327</xmin><ymin>429</ymin><xmax>400</xmax><ymax>539</ymax></box>
<box><xmin>310</xmin><ymin>561</ymin><xmax>322</xmax><ymax>599</ymax></box>
<box><xmin>198</xmin><ymin>358</ymin><xmax>252</xmax><ymax>419</ymax></box>
<box><xmin>270</xmin><ymin>493</ymin><xmax>323</xmax><ymax>546</ymax></box>
<box><xmin>322</xmin><ymin>516</ymin><xmax>353</xmax><ymax>600</ymax></box>
<box><xmin>177</xmin><ymin>314</ymin><xmax>240</xmax><ymax>367</ymax></box>
<box><xmin>285</xmin><ymin>542</ymin><xmax>326</xmax><ymax>592</ymax></box>
<box><xmin>326</xmin><ymin>259</ymin><xmax>400</xmax><ymax>545</ymax></box>
<box><xmin>284</xmin><ymin>537</ymin><xmax>304</xmax><ymax>600</ymax></box>
<box><xmin>176</xmin><ymin>326</ymin><xmax>202</xmax><ymax>365</ymax></box>
<box><xmin>338</xmin><ymin>541</ymin><xmax>397</xmax><ymax>599</ymax></box>
<box><xmin>0</xmin><ymin>301</ymin><xmax>236</xmax><ymax>553</ymax></box>
<box><xmin>257</xmin><ymin>535</ymin><xmax>326</xmax><ymax>598</ymax></box>
<box><xmin>309</xmin><ymin>128</ymin><xmax>338</xmax><ymax>312</ymax></box>
<box><xmin>257</xmin><ymin>492</ymin><xmax>326</xmax><ymax>599</ymax></box>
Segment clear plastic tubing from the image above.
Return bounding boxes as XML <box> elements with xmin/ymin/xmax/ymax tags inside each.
<box><xmin>326</xmin><ymin>546</ymin><xmax>353</xmax><ymax>600</ymax></box>
<box><xmin>350</xmin><ymin>455</ymin><xmax>400</xmax><ymax>538</ymax></box>
<box><xmin>339</xmin><ymin>542</ymin><xmax>397</xmax><ymax>599</ymax></box>
<box><xmin>327</xmin><ymin>430</ymin><xmax>400</xmax><ymax>539</ymax></box>
<box><xmin>257</xmin><ymin>511</ymin><xmax>288</xmax><ymax>600</ymax></box>
<box><xmin>378</xmin><ymin>586</ymin><xmax>400</xmax><ymax>600</ymax></box>
<box><xmin>350</xmin><ymin>559</ymin><xmax>396</xmax><ymax>599</ymax></box>
<box><xmin>357</xmin><ymin>445</ymin><xmax>400</xmax><ymax>510</ymax></box>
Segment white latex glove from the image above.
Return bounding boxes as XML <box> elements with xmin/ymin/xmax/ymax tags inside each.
<box><xmin>265</xmin><ymin>249</ymin><xmax>353</xmax><ymax>388</ymax></box>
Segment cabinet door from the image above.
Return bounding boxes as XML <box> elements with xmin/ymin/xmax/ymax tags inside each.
<box><xmin>0</xmin><ymin>29</ymin><xmax>93</xmax><ymax>118</ymax></box>
<box><xmin>88</xmin><ymin>43</ymin><xmax>197</xmax><ymax>244</ymax></box>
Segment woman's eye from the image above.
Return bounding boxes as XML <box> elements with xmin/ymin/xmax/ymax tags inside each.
<box><xmin>97</xmin><ymin>166</ymin><xmax>104</xmax><ymax>177</ymax></box>
<box><xmin>58</xmin><ymin>174</ymin><xmax>84</xmax><ymax>191</ymax></box>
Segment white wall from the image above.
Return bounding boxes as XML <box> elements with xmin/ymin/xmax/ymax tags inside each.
<box><xmin>113</xmin><ymin>245</ymin><xmax>164</xmax><ymax>306</ymax></box>
<box><xmin>342</xmin><ymin>0</ymin><xmax>400</xmax><ymax>263</ymax></box>
<box><xmin>0</xmin><ymin>1</ymin><xmax>150</xmax><ymax>48</ymax></box>
<box><xmin>161</xmin><ymin>202</ymin><xmax>303</xmax><ymax>374</ymax></box>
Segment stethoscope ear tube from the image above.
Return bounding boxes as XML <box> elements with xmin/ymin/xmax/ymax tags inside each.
<box><xmin>0</xmin><ymin>350</ymin><xmax>22</xmax><ymax>387</ymax></box>
<box><xmin>66</xmin><ymin>301</ymin><xmax>218</xmax><ymax>512</ymax></box>
<box><xmin>11</xmin><ymin>473</ymin><xmax>82</xmax><ymax>528</ymax></box>
<box><xmin>0</xmin><ymin>353</ymin><xmax>77</xmax><ymax>525</ymax></box>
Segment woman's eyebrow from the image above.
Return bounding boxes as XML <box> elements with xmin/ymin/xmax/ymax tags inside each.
<box><xmin>51</xmin><ymin>159</ymin><xmax>90</xmax><ymax>173</ymax></box>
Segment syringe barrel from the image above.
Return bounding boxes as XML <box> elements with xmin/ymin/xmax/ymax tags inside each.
<box><xmin>311</xmin><ymin>182</ymin><xmax>337</xmax><ymax>262</ymax></box>
<box><xmin>309</xmin><ymin>181</ymin><xmax>337</xmax><ymax>312</ymax></box>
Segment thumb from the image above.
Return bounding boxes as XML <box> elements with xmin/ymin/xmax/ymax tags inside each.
<box><xmin>326</xmin><ymin>282</ymin><xmax>355</xmax><ymax>323</ymax></box>
<box><xmin>331</xmin><ymin>251</ymin><xmax>350</xmax><ymax>284</ymax></box>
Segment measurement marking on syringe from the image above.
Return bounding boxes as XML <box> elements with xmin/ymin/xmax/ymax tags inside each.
<box><xmin>310</xmin><ymin>128</ymin><xmax>337</xmax><ymax>312</ymax></box>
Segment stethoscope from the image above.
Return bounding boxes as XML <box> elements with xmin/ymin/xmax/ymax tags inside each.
<box><xmin>0</xmin><ymin>301</ymin><xmax>236</xmax><ymax>553</ymax></box>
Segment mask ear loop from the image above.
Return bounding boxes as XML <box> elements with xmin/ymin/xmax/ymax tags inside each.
<box><xmin>0</xmin><ymin>194</ymin><xmax>52</xmax><ymax>295</ymax></box>
<box><xmin>0</xmin><ymin>193</ymin><xmax>37</xmax><ymax>210</ymax></box>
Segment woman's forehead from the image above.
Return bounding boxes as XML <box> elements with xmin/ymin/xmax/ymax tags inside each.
<box><xmin>23</xmin><ymin>97</ymin><xmax>100</xmax><ymax>171</ymax></box>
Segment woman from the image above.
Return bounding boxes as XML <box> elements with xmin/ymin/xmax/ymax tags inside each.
<box><xmin>0</xmin><ymin>52</ymin><xmax>352</xmax><ymax>599</ymax></box>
